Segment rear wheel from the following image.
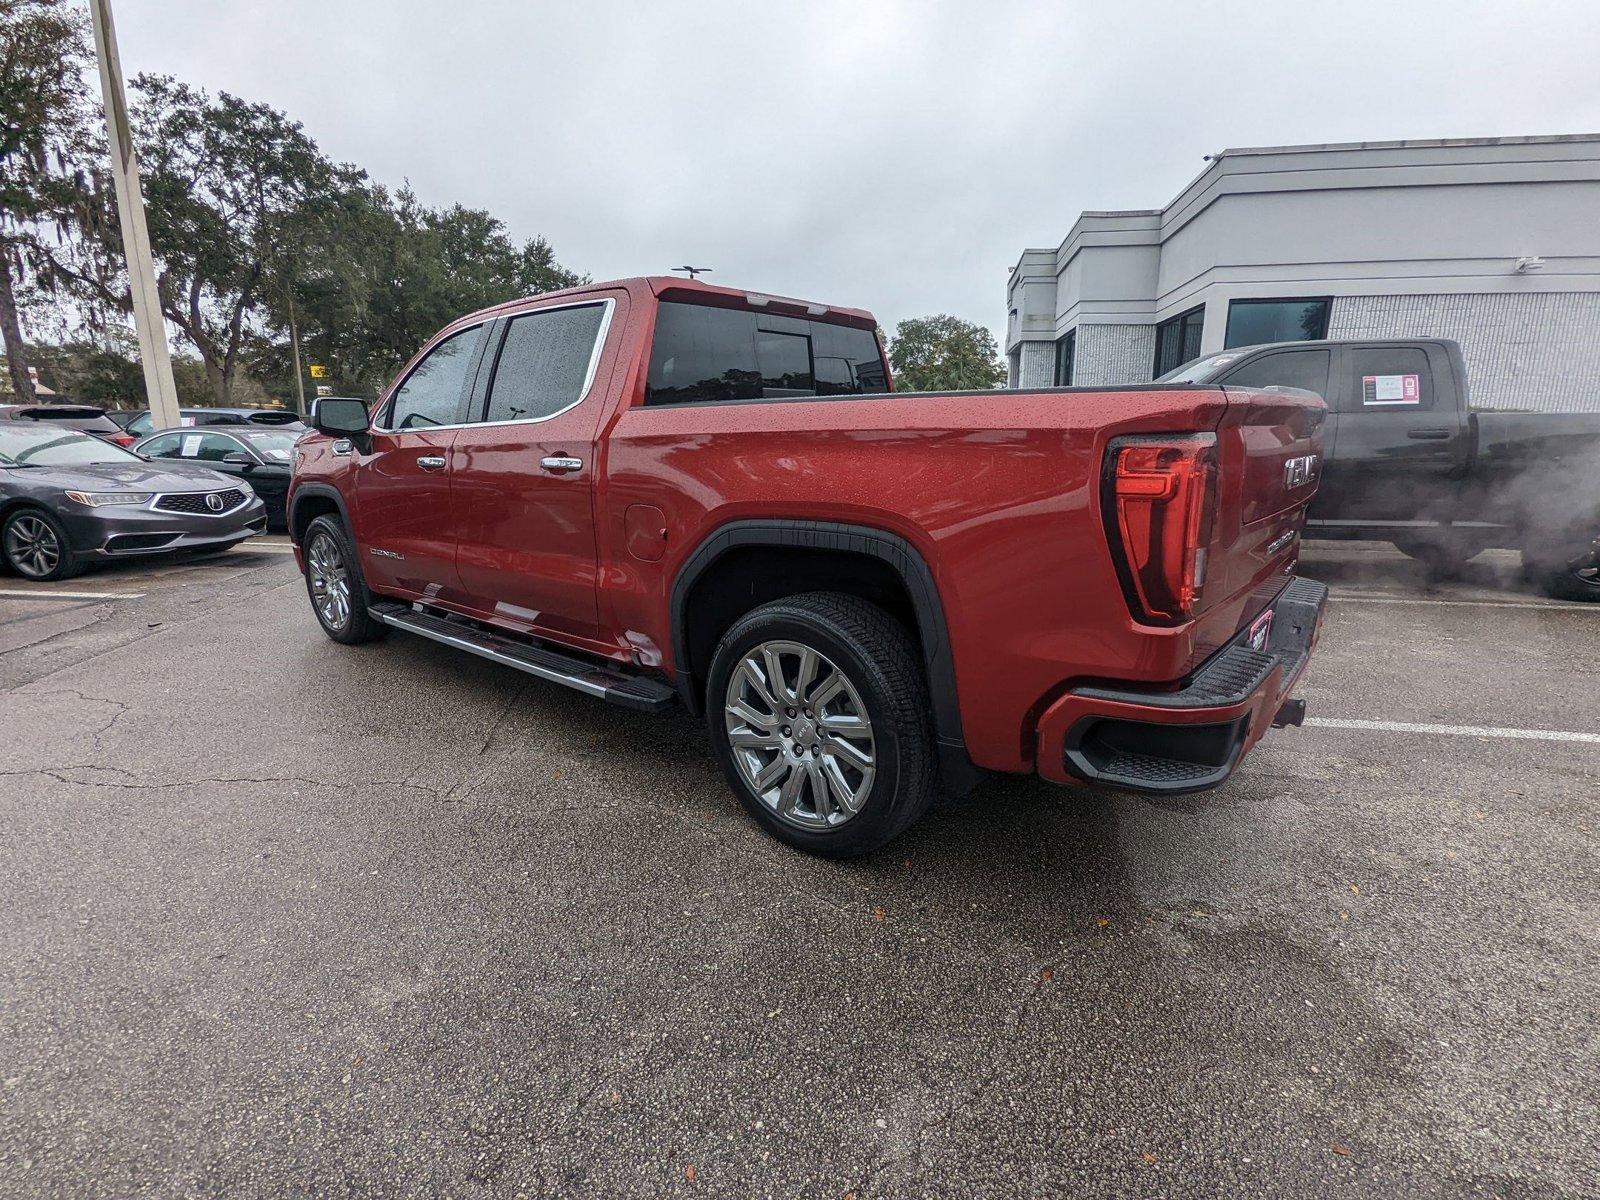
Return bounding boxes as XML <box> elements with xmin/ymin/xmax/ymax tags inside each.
<box><xmin>2</xmin><ymin>508</ymin><xmax>82</xmax><ymax>582</ymax></box>
<box><xmin>1526</xmin><ymin>538</ymin><xmax>1600</xmax><ymax>602</ymax></box>
<box><xmin>706</xmin><ymin>591</ymin><xmax>936</xmax><ymax>858</ymax></box>
<box><xmin>302</xmin><ymin>515</ymin><xmax>388</xmax><ymax>643</ymax></box>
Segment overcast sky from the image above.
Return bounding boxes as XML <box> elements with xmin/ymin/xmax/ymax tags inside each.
<box><xmin>117</xmin><ymin>0</ymin><xmax>1600</xmax><ymax>346</ymax></box>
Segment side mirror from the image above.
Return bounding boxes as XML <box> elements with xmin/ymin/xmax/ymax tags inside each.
<box><xmin>221</xmin><ymin>450</ymin><xmax>254</xmax><ymax>467</ymax></box>
<box><xmin>310</xmin><ymin>397</ymin><xmax>370</xmax><ymax>437</ymax></box>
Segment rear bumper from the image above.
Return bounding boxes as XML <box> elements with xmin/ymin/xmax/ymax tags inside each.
<box><xmin>1035</xmin><ymin>576</ymin><xmax>1327</xmax><ymax>793</ymax></box>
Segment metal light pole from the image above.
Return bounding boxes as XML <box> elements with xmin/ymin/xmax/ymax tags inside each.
<box><xmin>88</xmin><ymin>0</ymin><xmax>180</xmax><ymax>429</ymax></box>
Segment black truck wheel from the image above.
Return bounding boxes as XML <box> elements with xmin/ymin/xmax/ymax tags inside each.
<box><xmin>706</xmin><ymin>591</ymin><xmax>937</xmax><ymax>858</ymax></box>
<box><xmin>1529</xmin><ymin>541</ymin><xmax>1600</xmax><ymax>602</ymax></box>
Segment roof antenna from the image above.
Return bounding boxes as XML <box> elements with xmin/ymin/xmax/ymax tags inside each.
<box><xmin>672</xmin><ymin>265</ymin><xmax>712</xmax><ymax>280</ymax></box>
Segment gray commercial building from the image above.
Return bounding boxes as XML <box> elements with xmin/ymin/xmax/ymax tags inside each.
<box><xmin>1005</xmin><ymin>134</ymin><xmax>1600</xmax><ymax>411</ymax></box>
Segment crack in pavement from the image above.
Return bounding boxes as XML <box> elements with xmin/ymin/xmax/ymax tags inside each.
<box><xmin>0</xmin><ymin>765</ymin><xmax>444</xmax><ymax>800</ymax></box>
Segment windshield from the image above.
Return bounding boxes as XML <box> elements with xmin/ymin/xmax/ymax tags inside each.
<box><xmin>0</xmin><ymin>425</ymin><xmax>145</xmax><ymax>468</ymax></box>
<box><xmin>1156</xmin><ymin>350</ymin><xmax>1250</xmax><ymax>384</ymax></box>
<box><xmin>238</xmin><ymin>429</ymin><xmax>299</xmax><ymax>462</ymax></box>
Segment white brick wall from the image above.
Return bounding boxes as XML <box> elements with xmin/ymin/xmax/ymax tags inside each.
<box><xmin>1072</xmin><ymin>324</ymin><xmax>1158</xmax><ymax>385</ymax></box>
<box><xmin>1327</xmin><ymin>292</ymin><xmax>1600</xmax><ymax>413</ymax></box>
<box><xmin>1017</xmin><ymin>341</ymin><xmax>1055</xmax><ymax>388</ymax></box>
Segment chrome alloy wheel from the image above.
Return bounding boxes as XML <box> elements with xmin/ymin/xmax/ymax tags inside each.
<box><xmin>306</xmin><ymin>531</ymin><xmax>352</xmax><ymax>630</ymax></box>
<box><xmin>723</xmin><ymin>639</ymin><xmax>877</xmax><ymax>829</ymax></box>
<box><xmin>3</xmin><ymin>514</ymin><xmax>62</xmax><ymax>578</ymax></box>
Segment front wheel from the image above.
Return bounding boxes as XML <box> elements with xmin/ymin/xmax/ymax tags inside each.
<box><xmin>706</xmin><ymin>591</ymin><xmax>936</xmax><ymax>858</ymax></box>
<box><xmin>2</xmin><ymin>508</ymin><xmax>82</xmax><ymax>581</ymax></box>
<box><xmin>302</xmin><ymin>515</ymin><xmax>388</xmax><ymax>643</ymax></box>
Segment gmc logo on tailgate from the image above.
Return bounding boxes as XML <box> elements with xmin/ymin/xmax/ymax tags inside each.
<box><xmin>1284</xmin><ymin>454</ymin><xmax>1320</xmax><ymax>489</ymax></box>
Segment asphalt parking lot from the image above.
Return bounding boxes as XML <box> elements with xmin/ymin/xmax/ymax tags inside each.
<box><xmin>0</xmin><ymin>538</ymin><xmax>1594</xmax><ymax>1199</ymax></box>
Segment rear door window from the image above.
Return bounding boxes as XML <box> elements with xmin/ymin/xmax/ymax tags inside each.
<box><xmin>172</xmin><ymin>431</ymin><xmax>244</xmax><ymax>461</ymax></box>
<box><xmin>645</xmin><ymin>301</ymin><xmax>885</xmax><ymax>405</ymax></box>
<box><xmin>384</xmin><ymin>326</ymin><xmax>482</xmax><ymax>430</ymax></box>
<box><xmin>480</xmin><ymin>304</ymin><xmax>608</xmax><ymax>423</ymax></box>
<box><xmin>1344</xmin><ymin>347</ymin><xmax>1433</xmax><ymax>413</ymax></box>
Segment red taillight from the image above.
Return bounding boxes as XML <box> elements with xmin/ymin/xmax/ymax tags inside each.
<box><xmin>112</xmin><ymin>434</ymin><xmax>137</xmax><ymax>447</ymax></box>
<box><xmin>1107</xmin><ymin>435</ymin><xmax>1218</xmax><ymax>624</ymax></box>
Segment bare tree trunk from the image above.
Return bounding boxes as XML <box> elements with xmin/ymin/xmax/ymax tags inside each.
<box><xmin>0</xmin><ymin>244</ymin><xmax>38</xmax><ymax>404</ymax></box>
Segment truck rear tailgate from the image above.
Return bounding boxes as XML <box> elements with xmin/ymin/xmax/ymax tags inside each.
<box><xmin>1193</xmin><ymin>385</ymin><xmax>1325</xmax><ymax>656</ymax></box>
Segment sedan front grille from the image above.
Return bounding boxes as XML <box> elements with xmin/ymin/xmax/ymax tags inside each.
<box><xmin>154</xmin><ymin>488</ymin><xmax>247</xmax><ymax>515</ymax></box>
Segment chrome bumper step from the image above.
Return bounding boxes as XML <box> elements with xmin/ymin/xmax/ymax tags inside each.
<box><xmin>367</xmin><ymin>600</ymin><xmax>677</xmax><ymax>713</ymax></box>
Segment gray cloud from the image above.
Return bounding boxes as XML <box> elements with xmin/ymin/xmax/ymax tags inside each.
<box><xmin>117</xmin><ymin>0</ymin><xmax>1600</xmax><ymax>345</ymax></box>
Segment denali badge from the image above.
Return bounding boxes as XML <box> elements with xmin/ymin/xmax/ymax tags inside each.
<box><xmin>1284</xmin><ymin>454</ymin><xmax>1320</xmax><ymax>489</ymax></box>
<box><xmin>368</xmin><ymin>547</ymin><xmax>404</xmax><ymax>560</ymax></box>
<box><xmin>205</xmin><ymin>492</ymin><xmax>225</xmax><ymax>512</ymax></box>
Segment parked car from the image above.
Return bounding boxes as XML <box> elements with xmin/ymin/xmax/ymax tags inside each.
<box><xmin>1160</xmin><ymin>338</ymin><xmax>1600</xmax><ymax>599</ymax></box>
<box><xmin>0</xmin><ymin>424</ymin><xmax>265</xmax><ymax>581</ymax></box>
<box><xmin>289</xmin><ymin>277</ymin><xmax>1327</xmax><ymax>856</ymax></box>
<box><xmin>0</xmin><ymin>404</ymin><xmax>129</xmax><ymax>443</ymax></box>
<box><xmin>134</xmin><ymin>425</ymin><xmax>296</xmax><ymax>529</ymax></box>
<box><xmin>111</xmin><ymin>407</ymin><xmax>306</xmax><ymax>440</ymax></box>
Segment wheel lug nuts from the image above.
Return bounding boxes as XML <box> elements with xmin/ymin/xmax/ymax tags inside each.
<box><xmin>787</xmin><ymin>707</ymin><xmax>797</xmax><ymax>718</ymax></box>
<box><xmin>781</xmin><ymin>727</ymin><xmax>791</xmax><ymax>737</ymax></box>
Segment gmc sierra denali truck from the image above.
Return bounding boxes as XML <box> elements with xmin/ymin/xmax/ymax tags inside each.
<box><xmin>289</xmin><ymin>277</ymin><xmax>1328</xmax><ymax>856</ymax></box>
<box><xmin>1162</xmin><ymin>338</ymin><xmax>1600</xmax><ymax>600</ymax></box>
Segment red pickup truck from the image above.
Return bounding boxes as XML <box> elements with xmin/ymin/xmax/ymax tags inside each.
<box><xmin>289</xmin><ymin>277</ymin><xmax>1328</xmax><ymax>856</ymax></box>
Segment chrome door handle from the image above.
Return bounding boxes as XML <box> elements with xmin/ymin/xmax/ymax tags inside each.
<box><xmin>416</xmin><ymin>455</ymin><xmax>447</xmax><ymax>470</ymax></box>
<box><xmin>540</xmin><ymin>455</ymin><xmax>584</xmax><ymax>473</ymax></box>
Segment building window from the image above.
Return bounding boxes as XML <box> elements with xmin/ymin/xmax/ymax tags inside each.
<box><xmin>1053</xmin><ymin>330</ymin><xmax>1076</xmax><ymax>385</ymax></box>
<box><xmin>1224</xmin><ymin>298</ymin><xmax>1331</xmax><ymax>349</ymax></box>
<box><xmin>1153</xmin><ymin>306</ymin><xmax>1205</xmax><ymax>377</ymax></box>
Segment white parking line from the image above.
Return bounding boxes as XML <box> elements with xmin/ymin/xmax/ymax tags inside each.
<box><xmin>1307</xmin><ymin>717</ymin><xmax>1600</xmax><ymax>744</ymax></box>
<box><xmin>237</xmin><ymin>543</ymin><xmax>297</xmax><ymax>553</ymax></box>
<box><xmin>0</xmin><ymin>588</ymin><xmax>145</xmax><ymax>601</ymax></box>
<box><xmin>1329</xmin><ymin>594</ymin><xmax>1595</xmax><ymax>611</ymax></box>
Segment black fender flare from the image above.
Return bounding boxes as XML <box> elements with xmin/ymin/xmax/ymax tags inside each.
<box><xmin>669</xmin><ymin>519</ymin><xmax>979</xmax><ymax>790</ymax></box>
<box><xmin>287</xmin><ymin>483</ymin><xmax>353</xmax><ymax>547</ymax></box>
<box><xmin>286</xmin><ymin>483</ymin><xmax>377</xmax><ymax>596</ymax></box>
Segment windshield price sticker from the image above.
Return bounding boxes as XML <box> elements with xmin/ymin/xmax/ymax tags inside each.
<box><xmin>180</xmin><ymin>434</ymin><xmax>204</xmax><ymax>457</ymax></box>
<box><xmin>1362</xmin><ymin>373</ymin><xmax>1421</xmax><ymax>405</ymax></box>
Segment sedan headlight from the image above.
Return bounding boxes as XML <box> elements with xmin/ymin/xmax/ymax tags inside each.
<box><xmin>64</xmin><ymin>491</ymin><xmax>153</xmax><ymax>507</ymax></box>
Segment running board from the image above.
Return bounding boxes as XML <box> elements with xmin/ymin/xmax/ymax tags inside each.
<box><xmin>368</xmin><ymin>600</ymin><xmax>676</xmax><ymax>713</ymax></box>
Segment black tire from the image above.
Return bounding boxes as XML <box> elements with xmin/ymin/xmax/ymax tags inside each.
<box><xmin>706</xmin><ymin>591</ymin><xmax>936</xmax><ymax>858</ymax></box>
<box><xmin>302</xmin><ymin>514</ymin><xmax>388</xmax><ymax>644</ymax></box>
<box><xmin>1526</xmin><ymin>541</ymin><xmax>1600</xmax><ymax>602</ymax></box>
<box><xmin>1392</xmin><ymin>536</ymin><xmax>1479</xmax><ymax>578</ymax></box>
<box><xmin>1</xmin><ymin>507</ymin><xmax>83</xmax><ymax>582</ymax></box>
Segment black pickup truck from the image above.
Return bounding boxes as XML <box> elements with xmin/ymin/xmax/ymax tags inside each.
<box><xmin>1162</xmin><ymin>338</ymin><xmax>1600</xmax><ymax>600</ymax></box>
